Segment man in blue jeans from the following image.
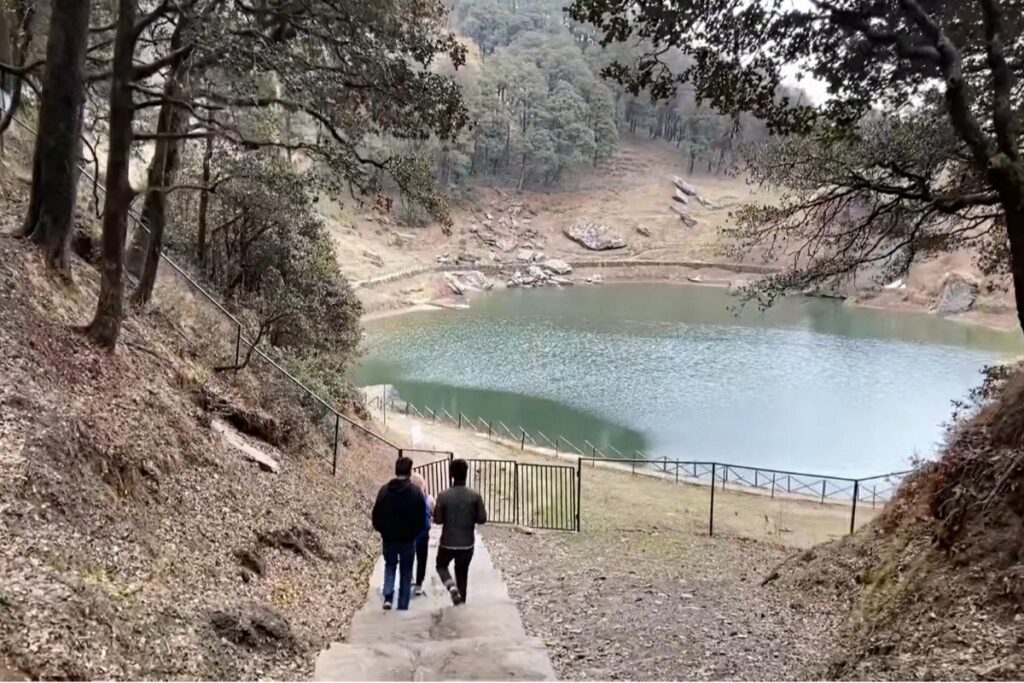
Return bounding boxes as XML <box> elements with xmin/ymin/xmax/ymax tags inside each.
<box><xmin>371</xmin><ymin>456</ymin><xmax>426</xmax><ymax>610</ymax></box>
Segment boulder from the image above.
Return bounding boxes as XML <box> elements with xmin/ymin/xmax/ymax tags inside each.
<box><xmin>564</xmin><ymin>223</ymin><xmax>626</xmax><ymax>251</ymax></box>
<box><xmin>672</xmin><ymin>176</ymin><xmax>699</xmax><ymax>196</ymax></box>
<box><xmin>516</xmin><ymin>248</ymin><xmax>536</xmax><ymax>262</ymax></box>
<box><xmin>495</xmin><ymin>236</ymin><xmax>518</xmax><ymax>252</ymax></box>
<box><xmin>542</xmin><ymin>259</ymin><xmax>573</xmax><ymax>275</ymax></box>
<box><xmin>551</xmin><ymin>276</ymin><xmax>574</xmax><ymax>286</ymax></box>
<box><xmin>444</xmin><ymin>270</ymin><xmax>493</xmax><ymax>295</ymax></box>
<box><xmin>937</xmin><ymin>272</ymin><xmax>979</xmax><ymax>315</ymax></box>
<box><xmin>585</xmin><ymin>273</ymin><xmax>604</xmax><ymax>284</ymax></box>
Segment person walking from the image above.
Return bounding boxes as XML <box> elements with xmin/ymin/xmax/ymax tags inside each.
<box><xmin>371</xmin><ymin>456</ymin><xmax>426</xmax><ymax>611</ymax></box>
<box><xmin>410</xmin><ymin>471</ymin><xmax>434</xmax><ymax>597</ymax></box>
<box><xmin>433</xmin><ymin>458</ymin><xmax>487</xmax><ymax>605</ymax></box>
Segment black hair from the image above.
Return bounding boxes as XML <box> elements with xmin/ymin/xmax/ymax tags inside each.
<box><xmin>395</xmin><ymin>456</ymin><xmax>413</xmax><ymax>477</ymax></box>
<box><xmin>450</xmin><ymin>458</ymin><xmax>468</xmax><ymax>485</ymax></box>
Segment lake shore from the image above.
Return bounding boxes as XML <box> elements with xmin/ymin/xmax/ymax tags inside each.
<box><xmin>359</xmin><ymin>265</ymin><xmax>1021</xmax><ymax>334</ymax></box>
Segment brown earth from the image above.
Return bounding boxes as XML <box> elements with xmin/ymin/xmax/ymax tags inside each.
<box><xmin>0</xmin><ymin>221</ymin><xmax>392</xmax><ymax>677</ymax></box>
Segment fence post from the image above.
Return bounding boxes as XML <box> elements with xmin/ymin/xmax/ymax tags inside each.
<box><xmin>488</xmin><ymin>421</ymin><xmax>492</xmax><ymax>439</ymax></box>
<box><xmin>332</xmin><ymin>414</ymin><xmax>340</xmax><ymax>476</ymax></box>
<box><xmin>458</xmin><ymin>413</ymin><xmax>462</xmax><ymax>429</ymax></box>
<box><xmin>709</xmin><ymin>463</ymin><xmax>716</xmax><ymax>536</ymax></box>
<box><xmin>521</xmin><ymin>430</ymin><xmax>526</xmax><ymax>450</ymax></box>
<box><xmin>631</xmin><ymin>461</ymin><xmax>636</xmax><ymax>476</ymax></box>
<box><xmin>405</xmin><ymin>402</ymin><xmax>409</xmax><ymax>416</ymax></box>
<box><xmin>693</xmin><ymin>462</ymin><xmax>697</xmax><ymax>478</ymax></box>
<box><xmin>754</xmin><ymin>470</ymin><xmax>759</xmax><ymax>487</ymax></box>
<box><xmin>770</xmin><ymin>472</ymin><xmax>776</xmax><ymax>499</ymax></box>
<box><xmin>675</xmin><ymin>461</ymin><xmax>679</xmax><ymax>484</ymax></box>
<box><xmin>233</xmin><ymin>324</ymin><xmax>242</xmax><ymax>375</ymax></box>
<box><xmin>820</xmin><ymin>480</ymin><xmax>827</xmax><ymax>504</ymax></box>
<box><xmin>432</xmin><ymin>409</ymin><xmax>436</xmax><ymax>424</ymax></box>
<box><xmin>663</xmin><ymin>456</ymin><xmax>668</xmax><ymax>474</ymax></box>
<box><xmin>872</xmin><ymin>484</ymin><xmax>877</xmax><ymax>508</ymax></box>
<box><xmin>721</xmin><ymin>466</ymin><xmax>727</xmax><ymax>491</ymax></box>
<box><xmin>787</xmin><ymin>475</ymin><xmax>792</xmax><ymax>493</ymax></box>
<box><xmin>849</xmin><ymin>480</ymin><xmax>860</xmax><ymax>535</ymax></box>
<box><xmin>556</xmin><ymin>437</ymin><xmax>560</xmax><ymax>457</ymax></box>
<box><xmin>575</xmin><ymin>457</ymin><xmax>582</xmax><ymax>532</ymax></box>
<box><xmin>514</xmin><ymin>461</ymin><xmax>519</xmax><ymax>526</ymax></box>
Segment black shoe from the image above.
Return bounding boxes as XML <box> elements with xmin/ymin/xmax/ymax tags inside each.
<box><xmin>448</xmin><ymin>585</ymin><xmax>464</xmax><ymax>605</ymax></box>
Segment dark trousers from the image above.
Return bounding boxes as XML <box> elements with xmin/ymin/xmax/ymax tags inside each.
<box><xmin>382</xmin><ymin>541</ymin><xmax>415</xmax><ymax>610</ymax></box>
<box><xmin>414</xmin><ymin>532</ymin><xmax>429</xmax><ymax>587</ymax></box>
<box><xmin>436</xmin><ymin>546</ymin><xmax>474</xmax><ymax>601</ymax></box>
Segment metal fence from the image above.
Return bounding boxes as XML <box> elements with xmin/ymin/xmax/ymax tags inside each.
<box><xmin>413</xmin><ymin>456</ymin><xmax>579</xmax><ymax>532</ymax></box>
<box><xmin>373</xmin><ymin>393</ymin><xmax>912</xmax><ymax>536</ymax></box>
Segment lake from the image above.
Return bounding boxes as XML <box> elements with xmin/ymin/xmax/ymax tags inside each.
<box><xmin>355</xmin><ymin>283</ymin><xmax>1023</xmax><ymax>477</ymax></box>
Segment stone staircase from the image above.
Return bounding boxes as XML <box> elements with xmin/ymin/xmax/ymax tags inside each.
<box><xmin>314</xmin><ymin>531</ymin><xmax>555</xmax><ymax>681</ymax></box>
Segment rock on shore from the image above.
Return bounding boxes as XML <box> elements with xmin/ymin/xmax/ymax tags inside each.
<box><xmin>564</xmin><ymin>223</ymin><xmax>626</xmax><ymax>251</ymax></box>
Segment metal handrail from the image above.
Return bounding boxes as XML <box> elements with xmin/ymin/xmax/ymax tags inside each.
<box><xmin>9</xmin><ymin>111</ymin><xmax>407</xmax><ymax>460</ymax></box>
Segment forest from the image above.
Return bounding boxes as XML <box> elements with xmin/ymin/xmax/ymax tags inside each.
<box><xmin>407</xmin><ymin>0</ymin><xmax>776</xmax><ymax>190</ymax></box>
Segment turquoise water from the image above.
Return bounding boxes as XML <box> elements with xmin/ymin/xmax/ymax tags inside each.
<box><xmin>355</xmin><ymin>284</ymin><xmax>1023</xmax><ymax>476</ymax></box>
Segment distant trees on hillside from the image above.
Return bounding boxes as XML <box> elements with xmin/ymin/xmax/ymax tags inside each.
<box><xmin>383</xmin><ymin>0</ymin><xmax>780</xmax><ymax>194</ymax></box>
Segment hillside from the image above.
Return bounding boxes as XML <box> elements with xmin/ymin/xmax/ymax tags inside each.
<box><xmin>0</xmin><ymin>192</ymin><xmax>392</xmax><ymax>677</ymax></box>
<box><xmin>334</xmin><ymin>136</ymin><xmax>1019</xmax><ymax>331</ymax></box>
<box><xmin>771</xmin><ymin>365</ymin><xmax>1024</xmax><ymax>680</ymax></box>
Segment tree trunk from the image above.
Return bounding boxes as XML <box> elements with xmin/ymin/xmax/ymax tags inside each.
<box><xmin>130</xmin><ymin>77</ymin><xmax>188</xmax><ymax>308</ymax></box>
<box><xmin>20</xmin><ymin>0</ymin><xmax>89</xmax><ymax>277</ymax></box>
<box><xmin>196</xmin><ymin>130</ymin><xmax>214</xmax><ymax>265</ymax></box>
<box><xmin>87</xmin><ymin>0</ymin><xmax>137</xmax><ymax>349</ymax></box>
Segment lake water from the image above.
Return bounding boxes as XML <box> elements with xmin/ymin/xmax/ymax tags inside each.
<box><xmin>355</xmin><ymin>284</ymin><xmax>1023</xmax><ymax>477</ymax></box>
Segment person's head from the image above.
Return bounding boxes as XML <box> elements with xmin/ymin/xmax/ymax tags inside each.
<box><xmin>395</xmin><ymin>456</ymin><xmax>413</xmax><ymax>478</ymax></box>
<box><xmin>450</xmin><ymin>458</ymin><xmax>468</xmax><ymax>486</ymax></box>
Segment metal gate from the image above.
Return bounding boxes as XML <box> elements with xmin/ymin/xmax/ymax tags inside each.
<box><xmin>413</xmin><ymin>457</ymin><xmax>578</xmax><ymax>531</ymax></box>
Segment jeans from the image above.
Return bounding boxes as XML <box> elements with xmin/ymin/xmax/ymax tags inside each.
<box><xmin>414</xmin><ymin>532</ymin><xmax>429</xmax><ymax>587</ymax></box>
<box><xmin>436</xmin><ymin>546</ymin><xmax>474</xmax><ymax>602</ymax></box>
<box><xmin>382</xmin><ymin>542</ymin><xmax>416</xmax><ymax>610</ymax></box>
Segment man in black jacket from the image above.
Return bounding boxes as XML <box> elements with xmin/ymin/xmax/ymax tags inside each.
<box><xmin>371</xmin><ymin>456</ymin><xmax>426</xmax><ymax>610</ymax></box>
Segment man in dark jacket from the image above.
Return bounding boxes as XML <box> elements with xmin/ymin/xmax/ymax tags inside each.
<box><xmin>433</xmin><ymin>458</ymin><xmax>487</xmax><ymax>605</ymax></box>
<box><xmin>371</xmin><ymin>456</ymin><xmax>426</xmax><ymax>610</ymax></box>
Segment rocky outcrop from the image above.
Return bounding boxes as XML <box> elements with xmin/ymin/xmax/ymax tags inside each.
<box><xmin>516</xmin><ymin>248</ymin><xmax>545</xmax><ymax>263</ymax></box>
<box><xmin>937</xmin><ymin>272</ymin><xmax>979</xmax><ymax>315</ymax></box>
<box><xmin>444</xmin><ymin>271</ymin><xmax>494</xmax><ymax>295</ymax></box>
<box><xmin>542</xmin><ymin>259</ymin><xmax>572</xmax><ymax>275</ymax></box>
<box><xmin>564</xmin><ymin>223</ymin><xmax>626</xmax><ymax>251</ymax></box>
<box><xmin>507</xmin><ymin>261</ymin><xmax>575</xmax><ymax>288</ymax></box>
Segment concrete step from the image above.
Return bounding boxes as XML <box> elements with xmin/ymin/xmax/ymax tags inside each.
<box><xmin>315</xmin><ymin>530</ymin><xmax>555</xmax><ymax>681</ymax></box>
<box><xmin>314</xmin><ymin>636</ymin><xmax>556</xmax><ymax>681</ymax></box>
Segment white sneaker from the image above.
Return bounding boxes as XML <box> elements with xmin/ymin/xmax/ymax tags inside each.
<box><xmin>448</xmin><ymin>585</ymin><xmax>464</xmax><ymax>605</ymax></box>
<box><xmin>383</xmin><ymin>599</ymin><xmax>393</xmax><ymax>610</ymax></box>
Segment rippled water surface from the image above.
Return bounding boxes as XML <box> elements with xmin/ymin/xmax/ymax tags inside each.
<box><xmin>355</xmin><ymin>284</ymin><xmax>1023</xmax><ymax>476</ymax></box>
